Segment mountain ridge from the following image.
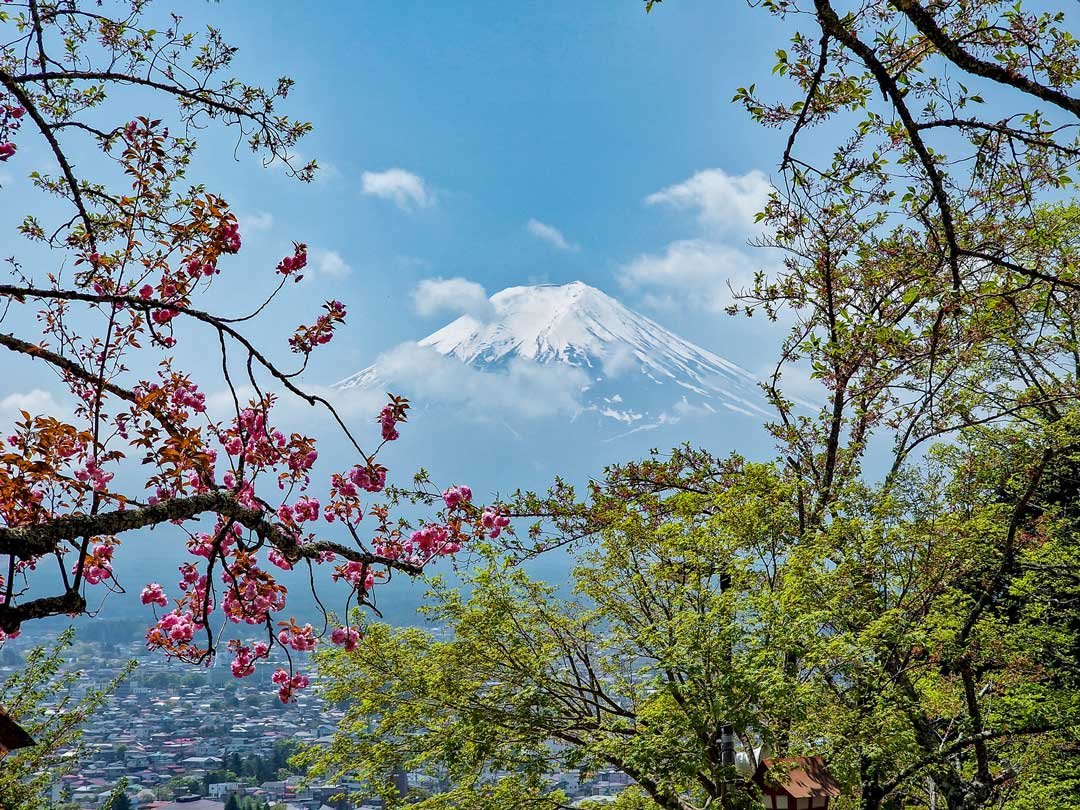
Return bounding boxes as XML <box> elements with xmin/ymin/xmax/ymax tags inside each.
<box><xmin>334</xmin><ymin>282</ymin><xmax>770</xmax><ymax>426</ymax></box>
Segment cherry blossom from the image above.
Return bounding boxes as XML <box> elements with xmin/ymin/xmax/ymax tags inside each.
<box><xmin>0</xmin><ymin>104</ymin><xmax>508</xmax><ymax>706</ymax></box>
<box><xmin>276</xmin><ymin>242</ymin><xmax>308</xmax><ymax>279</ymax></box>
<box><xmin>442</xmin><ymin>485</ymin><xmax>473</xmax><ymax>509</ymax></box>
<box><xmin>271</xmin><ymin>668</ymin><xmax>310</xmax><ymax>703</ymax></box>
<box><xmin>140</xmin><ymin>583</ymin><xmax>169</xmax><ymax>608</ymax></box>
<box><xmin>330</xmin><ymin>625</ymin><xmax>361</xmax><ymax>651</ymax></box>
<box><xmin>481</xmin><ymin>507</ymin><xmax>512</xmax><ymax>539</ymax></box>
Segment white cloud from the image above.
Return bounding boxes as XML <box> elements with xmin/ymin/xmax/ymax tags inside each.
<box><xmin>0</xmin><ymin>389</ymin><xmax>69</xmax><ymax>422</ymax></box>
<box><xmin>618</xmin><ymin>168</ymin><xmax>776</xmax><ymax>315</ymax></box>
<box><xmin>411</xmin><ymin>277</ymin><xmax>495</xmax><ymax>321</ymax></box>
<box><xmin>361</xmin><ymin>168</ymin><xmax>434</xmax><ymax>211</ymax></box>
<box><xmin>527</xmin><ymin>218</ymin><xmax>579</xmax><ymax>252</ymax></box>
<box><xmin>646</xmin><ymin>168</ymin><xmax>772</xmax><ymax>234</ymax></box>
<box><xmin>310</xmin><ymin>248</ymin><xmax>352</xmax><ymax>278</ymax></box>
<box><xmin>311</xmin><ymin>160</ymin><xmax>342</xmax><ymax>184</ymax></box>
<box><xmin>351</xmin><ymin>343</ymin><xmax>588</xmax><ymax>419</ymax></box>
<box><xmin>204</xmin><ymin>385</ymin><xmax>256</xmax><ymax>421</ymax></box>
<box><xmin>601</xmin><ymin>344</ymin><xmax>639</xmax><ymax>378</ymax></box>
<box><xmin>238</xmin><ymin>211</ymin><xmax>274</xmax><ymax>232</ymax></box>
<box><xmin>618</xmin><ymin>238</ymin><xmax>762</xmax><ymax>314</ymax></box>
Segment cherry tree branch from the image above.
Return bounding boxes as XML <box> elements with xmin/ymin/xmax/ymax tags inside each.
<box><xmin>0</xmin><ymin>284</ymin><xmax>372</xmax><ymax>463</ymax></box>
<box><xmin>813</xmin><ymin>0</ymin><xmax>963</xmax><ymax>290</ymax></box>
<box><xmin>0</xmin><ymin>490</ymin><xmax>416</xmax><ymax>574</ymax></box>
<box><xmin>0</xmin><ymin>331</ymin><xmax>182</xmax><ymax>438</ymax></box>
<box><xmin>889</xmin><ymin>0</ymin><xmax>1080</xmax><ymax>119</ymax></box>
<box><xmin>0</xmin><ymin>69</ymin><xmax>97</xmax><ymax>248</ymax></box>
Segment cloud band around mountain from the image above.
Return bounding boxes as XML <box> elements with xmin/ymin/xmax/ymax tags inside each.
<box><xmin>412</xmin><ymin>277</ymin><xmax>496</xmax><ymax>321</ymax></box>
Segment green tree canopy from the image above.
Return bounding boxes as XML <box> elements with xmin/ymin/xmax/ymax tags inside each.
<box><xmin>302</xmin><ymin>426</ymin><xmax>1080</xmax><ymax>810</ymax></box>
<box><xmin>0</xmin><ymin>628</ymin><xmax>134</xmax><ymax>810</ymax></box>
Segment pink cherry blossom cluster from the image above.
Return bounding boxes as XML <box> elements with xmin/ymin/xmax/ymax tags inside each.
<box><xmin>289</xmin><ymin>448</ymin><xmax>318</xmax><ymax>474</ymax></box>
<box><xmin>151</xmin><ymin>306</ymin><xmax>178</xmax><ymax>325</ymax></box>
<box><xmin>349</xmin><ymin>463</ymin><xmax>387</xmax><ymax>493</ymax></box>
<box><xmin>272</xmin><ymin>668</ymin><xmax>310</xmax><ymax>703</ymax></box>
<box><xmin>267</xmin><ymin>548</ymin><xmax>293</xmax><ymax>570</ymax></box>
<box><xmin>137</xmin><ymin>376</ymin><xmax>216</xmax><ymax>435</ymax></box>
<box><xmin>185</xmin><ymin>256</ymin><xmax>218</xmax><ymax>278</ymax></box>
<box><xmin>156</xmin><ymin>275</ymin><xmax>184</xmax><ymax>300</ymax></box>
<box><xmin>219</xmin><ymin>220</ymin><xmax>242</xmax><ymax>254</ymax></box>
<box><xmin>171</xmin><ymin>383</ymin><xmax>207</xmax><ymax>414</ymax></box>
<box><xmin>408</xmin><ymin>523</ymin><xmax>461</xmax><ymax>557</ymax></box>
<box><xmin>79</xmin><ymin>543</ymin><xmax>114</xmax><ymax>584</ymax></box>
<box><xmin>442</xmin><ymin>484</ymin><xmax>473</xmax><ymax>509</ymax></box>
<box><xmin>330</xmin><ymin>625</ymin><xmax>361</xmax><ymax>651</ymax></box>
<box><xmin>324</xmin><ymin>472</ymin><xmax>363</xmax><ymax>524</ymax></box>
<box><xmin>321</xmin><ymin>464</ymin><xmax>388</xmax><ymax>525</ymax></box>
<box><xmin>281</xmin><ymin>495</ymin><xmax>320</xmax><ymax>524</ymax></box>
<box><xmin>481</xmin><ymin>507</ymin><xmax>511</xmax><ymax>539</ymax></box>
<box><xmin>0</xmin><ymin>101</ymin><xmax>24</xmax><ymax>161</ymax></box>
<box><xmin>176</xmin><ymin>564</ymin><xmax>215</xmax><ymax>620</ymax></box>
<box><xmin>229</xmin><ymin>640</ymin><xmax>269</xmax><ymax>678</ymax></box>
<box><xmin>140</xmin><ymin>582</ymin><xmax>168</xmax><ymax>608</ymax></box>
<box><xmin>186</xmin><ymin>524</ymin><xmax>239</xmax><ymax>559</ymax></box>
<box><xmin>220</xmin><ymin>556</ymin><xmax>287</xmax><ymax>625</ymax></box>
<box><xmin>333</xmin><ymin>559</ymin><xmax>376</xmax><ymax>592</ymax></box>
<box><xmin>288</xmin><ymin>300</ymin><xmax>346</xmax><ymax>355</ymax></box>
<box><xmin>148</xmin><ymin>610</ymin><xmax>198</xmax><ymax>645</ymax></box>
<box><xmin>373</xmin><ymin>519</ymin><xmax>466</xmax><ymax>565</ymax></box>
<box><xmin>224</xmin><ymin>409</ymin><xmax>282</xmax><ymax>463</ymax></box>
<box><xmin>379</xmin><ymin>405</ymin><xmax>401</xmax><ymax>441</ymax></box>
<box><xmin>217</xmin><ymin>407</ymin><xmax>318</xmax><ymax>491</ymax></box>
<box><xmin>277</xmin><ymin>621</ymin><xmax>317</xmax><ymax>652</ymax></box>
<box><xmin>276</xmin><ymin>242</ymin><xmax>308</xmax><ymax>279</ymax></box>
<box><xmin>74</xmin><ymin>457</ymin><xmax>114</xmax><ymax>491</ymax></box>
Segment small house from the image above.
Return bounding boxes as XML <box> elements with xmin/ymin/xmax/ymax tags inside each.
<box><xmin>754</xmin><ymin>755</ymin><xmax>841</xmax><ymax>809</ymax></box>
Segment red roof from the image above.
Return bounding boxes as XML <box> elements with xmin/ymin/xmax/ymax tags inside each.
<box><xmin>755</xmin><ymin>756</ymin><xmax>842</xmax><ymax>799</ymax></box>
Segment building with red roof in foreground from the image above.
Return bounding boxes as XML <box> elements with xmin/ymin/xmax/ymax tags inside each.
<box><xmin>754</xmin><ymin>755</ymin><xmax>842</xmax><ymax>809</ymax></box>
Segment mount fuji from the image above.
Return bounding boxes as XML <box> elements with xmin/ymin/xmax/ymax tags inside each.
<box><xmin>334</xmin><ymin>281</ymin><xmax>770</xmax><ymax>429</ymax></box>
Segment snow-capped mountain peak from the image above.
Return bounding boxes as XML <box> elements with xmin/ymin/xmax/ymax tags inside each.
<box><xmin>335</xmin><ymin>282</ymin><xmax>770</xmax><ymax>424</ymax></box>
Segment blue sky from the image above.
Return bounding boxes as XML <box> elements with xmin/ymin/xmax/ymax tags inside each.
<box><xmin>175</xmin><ymin>0</ymin><xmax>793</xmax><ymax>373</ymax></box>
<box><xmin>2</xmin><ymin>0</ymin><xmax>814</xmax><ymax>621</ymax></box>
<box><xmin>0</xmin><ymin>0</ymin><xmax>805</xmax><ymax>464</ymax></box>
<box><xmin>0</xmin><ymin>0</ymin><xmax>810</xmax><ymax>500</ymax></box>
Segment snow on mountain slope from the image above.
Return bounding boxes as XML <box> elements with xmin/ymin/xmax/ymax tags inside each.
<box><xmin>335</xmin><ymin>282</ymin><xmax>770</xmax><ymax>425</ymax></box>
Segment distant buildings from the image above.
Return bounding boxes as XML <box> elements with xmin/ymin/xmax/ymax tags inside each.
<box><xmin>1</xmin><ymin>628</ymin><xmax>641</xmax><ymax>809</ymax></box>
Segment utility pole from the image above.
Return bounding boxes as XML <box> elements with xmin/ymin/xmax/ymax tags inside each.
<box><xmin>720</xmin><ymin>568</ymin><xmax>735</xmax><ymax>767</ymax></box>
<box><xmin>719</xmin><ymin>570</ymin><xmax>736</xmax><ymax>808</ymax></box>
